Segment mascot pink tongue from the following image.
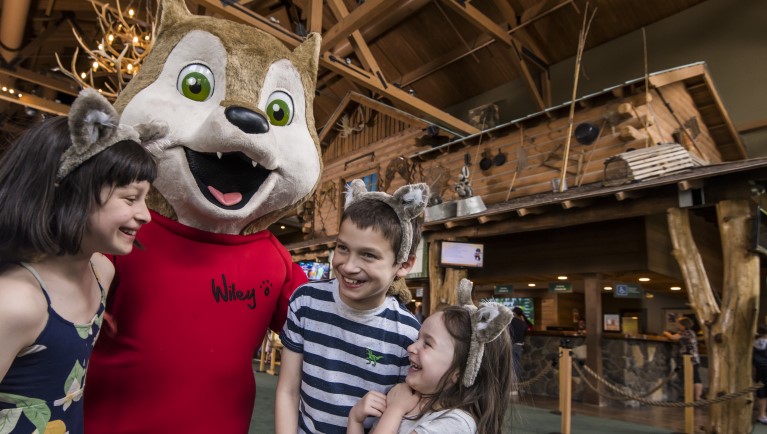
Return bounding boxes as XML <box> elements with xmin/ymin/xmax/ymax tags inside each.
<box><xmin>84</xmin><ymin>0</ymin><xmax>322</xmax><ymax>432</ymax></box>
<box><xmin>208</xmin><ymin>186</ymin><xmax>243</xmax><ymax>206</ymax></box>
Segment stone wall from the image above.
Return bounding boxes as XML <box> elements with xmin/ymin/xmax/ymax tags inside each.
<box><xmin>518</xmin><ymin>334</ymin><xmax>694</xmax><ymax>407</ymax></box>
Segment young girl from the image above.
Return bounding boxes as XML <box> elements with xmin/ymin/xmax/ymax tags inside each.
<box><xmin>0</xmin><ymin>88</ymin><xmax>159</xmax><ymax>434</ymax></box>
<box><xmin>348</xmin><ymin>279</ymin><xmax>513</xmax><ymax>434</ymax></box>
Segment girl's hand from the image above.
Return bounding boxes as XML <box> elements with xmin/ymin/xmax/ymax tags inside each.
<box><xmin>349</xmin><ymin>391</ymin><xmax>387</xmax><ymax>423</ymax></box>
<box><xmin>385</xmin><ymin>383</ymin><xmax>420</xmax><ymax>415</ymax></box>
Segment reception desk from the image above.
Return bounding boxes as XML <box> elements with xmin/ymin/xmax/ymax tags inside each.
<box><xmin>519</xmin><ymin>331</ymin><xmax>701</xmax><ymax>406</ymax></box>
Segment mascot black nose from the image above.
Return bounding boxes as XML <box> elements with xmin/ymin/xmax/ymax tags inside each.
<box><xmin>225</xmin><ymin>106</ymin><xmax>270</xmax><ymax>134</ymax></box>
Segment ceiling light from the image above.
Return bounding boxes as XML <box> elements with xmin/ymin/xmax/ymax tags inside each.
<box><xmin>603</xmin><ymin>286</ymin><xmax>612</xmax><ymax>290</ymax></box>
<box><xmin>670</xmin><ymin>286</ymin><xmax>681</xmax><ymax>291</ymax></box>
<box><xmin>280</xmin><ymin>225</ymin><xmax>286</xmax><ymax>230</ymax></box>
<box><xmin>557</xmin><ymin>276</ymin><xmax>567</xmax><ymax>280</ymax></box>
<box><xmin>527</xmin><ymin>283</ymin><xmax>536</xmax><ymax>287</ymax></box>
<box><xmin>638</xmin><ymin>277</ymin><xmax>650</xmax><ymax>282</ymax></box>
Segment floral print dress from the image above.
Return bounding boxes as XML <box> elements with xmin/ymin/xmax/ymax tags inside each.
<box><xmin>0</xmin><ymin>263</ymin><xmax>105</xmax><ymax>434</ymax></box>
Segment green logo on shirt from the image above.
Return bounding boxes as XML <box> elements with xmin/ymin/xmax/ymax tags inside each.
<box><xmin>365</xmin><ymin>348</ymin><xmax>383</xmax><ymax>367</ymax></box>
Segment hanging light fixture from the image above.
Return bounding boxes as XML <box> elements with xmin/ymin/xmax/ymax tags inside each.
<box><xmin>55</xmin><ymin>1</ymin><xmax>156</xmax><ymax>99</ymax></box>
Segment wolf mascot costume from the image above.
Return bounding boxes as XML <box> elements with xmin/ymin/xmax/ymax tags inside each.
<box><xmin>84</xmin><ymin>0</ymin><xmax>321</xmax><ymax>432</ymax></box>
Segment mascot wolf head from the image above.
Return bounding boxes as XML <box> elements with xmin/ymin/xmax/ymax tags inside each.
<box><xmin>115</xmin><ymin>0</ymin><xmax>321</xmax><ymax>235</ymax></box>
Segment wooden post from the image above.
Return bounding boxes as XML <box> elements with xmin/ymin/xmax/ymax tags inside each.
<box><xmin>558</xmin><ymin>346</ymin><xmax>572</xmax><ymax>434</ymax></box>
<box><xmin>668</xmin><ymin>200</ymin><xmax>760</xmax><ymax>433</ymax></box>
<box><xmin>708</xmin><ymin>200</ymin><xmax>760</xmax><ymax>433</ymax></box>
<box><xmin>683</xmin><ymin>354</ymin><xmax>694</xmax><ymax>434</ymax></box>
<box><xmin>583</xmin><ymin>274</ymin><xmax>604</xmax><ymax>406</ymax></box>
<box><xmin>427</xmin><ymin>239</ymin><xmax>467</xmax><ymax>315</ymax></box>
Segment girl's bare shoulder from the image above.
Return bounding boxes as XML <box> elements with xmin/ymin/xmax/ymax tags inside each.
<box><xmin>0</xmin><ymin>264</ymin><xmax>48</xmax><ymax>330</ymax></box>
<box><xmin>90</xmin><ymin>253</ymin><xmax>116</xmax><ymax>289</ymax></box>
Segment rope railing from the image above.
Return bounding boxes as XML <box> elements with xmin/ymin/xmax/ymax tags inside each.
<box><xmin>512</xmin><ymin>360</ymin><xmax>555</xmax><ymax>389</ymax></box>
<box><xmin>573</xmin><ymin>360</ymin><xmax>763</xmax><ymax>408</ymax></box>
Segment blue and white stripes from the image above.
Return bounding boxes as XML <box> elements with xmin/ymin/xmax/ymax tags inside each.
<box><xmin>281</xmin><ymin>280</ymin><xmax>420</xmax><ymax>433</ymax></box>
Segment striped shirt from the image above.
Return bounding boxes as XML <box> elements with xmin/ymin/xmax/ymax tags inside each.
<box><xmin>281</xmin><ymin>279</ymin><xmax>420</xmax><ymax>433</ymax></box>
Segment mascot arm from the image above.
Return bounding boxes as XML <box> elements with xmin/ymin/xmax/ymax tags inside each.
<box><xmin>271</xmin><ymin>261</ymin><xmax>308</xmax><ymax>333</ymax></box>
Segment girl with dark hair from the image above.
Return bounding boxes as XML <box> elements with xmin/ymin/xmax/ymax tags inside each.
<box><xmin>348</xmin><ymin>280</ymin><xmax>513</xmax><ymax>434</ymax></box>
<box><xmin>0</xmin><ymin>89</ymin><xmax>159</xmax><ymax>434</ymax></box>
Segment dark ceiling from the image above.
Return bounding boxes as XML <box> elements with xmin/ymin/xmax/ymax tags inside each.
<box><xmin>0</xmin><ymin>0</ymin><xmax>708</xmax><ymax>145</ymax></box>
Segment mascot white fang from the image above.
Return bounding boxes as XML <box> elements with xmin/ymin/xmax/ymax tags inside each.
<box><xmin>85</xmin><ymin>0</ymin><xmax>321</xmax><ymax>432</ymax></box>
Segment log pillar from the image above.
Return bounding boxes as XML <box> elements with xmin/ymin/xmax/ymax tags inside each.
<box><xmin>427</xmin><ymin>239</ymin><xmax>467</xmax><ymax>315</ymax></box>
<box><xmin>668</xmin><ymin>201</ymin><xmax>759</xmax><ymax>433</ymax></box>
<box><xmin>583</xmin><ymin>274</ymin><xmax>605</xmax><ymax>406</ymax></box>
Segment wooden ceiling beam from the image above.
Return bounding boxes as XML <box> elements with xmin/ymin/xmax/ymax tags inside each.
<box><xmin>0</xmin><ymin>92</ymin><xmax>70</xmax><ymax>116</ymax></box>
<box><xmin>192</xmin><ymin>0</ymin><xmax>303</xmax><ymax>47</ymax></box>
<box><xmin>439</xmin><ymin>0</ymin><xmax>547</xmax><ymax>111</ymax></box>
<box><xmin>328</xmin><ymin>0</ymin><xmax>431</xmax><ymax>59</ymax></box>
<box><xmin>0</xmin><ymin>66</ymin><xmax>80</xmax><ymax>96</ymax></box>
<box><xmin>322</xmin><ymin>53</ymin><xmax>478</xmax><ymax>135</ymax></box>
<box><xmin>11</xmin><ymin>14</ymin><xmax>68</xmax><ymax>67</ymax></box>
<box><xmin>192</xmin><ymin>0</ymin><xmax>478</xmax><ymax>136</ymax></box>
<box><xmin>439</xmin><ymin>0</ymin><xmax>513</xmax><ymax>48</ymax></box>
<box><xmin>320</xmin><ymin>0</ymin><xmax>391</xmax><ymax>53</ymax></box>
<box><xmin>491</xmin><ymin>0</ymin><xmax>518</xmax><ymax>27</ymax></box>
<box><xmin>306</xmin><ymin>0</ymin><xmax>323</xmax><ymax>33</ymax></box>
<box><xmin>326</xmin><ymin>0</ymin><xmax>384</xmax><ymax>79</ymax></box>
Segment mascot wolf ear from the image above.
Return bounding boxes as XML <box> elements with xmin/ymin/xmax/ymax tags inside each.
<box><xmin>294</xmin><ymin>32</ymin><xmax>321</xmax><ymax>89</ymax></box>
<box><xmin>159</xmin><ymin>0</ymin><xmax>191</xmax><ymax>30</ymax></box>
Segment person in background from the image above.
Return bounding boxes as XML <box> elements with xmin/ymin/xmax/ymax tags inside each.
<box><xmin>0</xmin><ymin>89</ymin><xmax>158</xmax><ymax>434</ymax></box>
<box><xmin>510</xmin><ymin>307</ymin><xmax>529</xmax><ymax>389</ymax></box>
<box><xmin>275</xmin><ymin>180</ymin><xmax>428</xmax><ymax>433</ymax></box>
<box><xmin>663</xmin><ymin>316</ymin><xmax>703</xmax><ymax>401</ymax></box>
<box><xmin>577</xmin><ymin>319</ymin><xmax>587</xmax><ymax>335</ymax></box>
<box><xmin>753</xmin><ymin>324</ymin><xmax>767</xmax><ymax>424</ymax></box>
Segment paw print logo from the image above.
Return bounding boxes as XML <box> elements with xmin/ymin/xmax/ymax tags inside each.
<box><xmin>260</xmin><ymin>280</ymin><xmax>272</xmax><ymax>297</ymax></box>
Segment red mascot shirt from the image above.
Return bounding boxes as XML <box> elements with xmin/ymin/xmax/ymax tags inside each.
<box><xmin>85</xmin><ymin>211</ymin><xmax>306</xmax><ymax>433</ymax></box>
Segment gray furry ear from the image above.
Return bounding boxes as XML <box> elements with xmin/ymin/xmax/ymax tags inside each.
<box><xmin>344</xmin><ymin>179</ymin><xmax>368</xmax><ymax>209</ymax></box>
<box><xmin>460</xmin><ymin>278</ymin><xmax>513</xmax><ymax>387</ymax></box>
<box><xmin>392</xmin><ymin>183</ymin><xmax>429</xmax><ymax>221</ymax></box>
<box><xmin>57</xmin><ymin>88</ymin><xmax>141</xmax><ymax>182</ymax></box>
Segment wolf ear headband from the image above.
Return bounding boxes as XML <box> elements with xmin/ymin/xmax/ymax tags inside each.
<box><xmin>457</xmin><ymin>278</ymin><xmax>513</xmax><ymax>387</ymax></box>
<box><xmin>344</xmin><ymin>179</ymin><xmax>430</xmax><ymax>263</ymax></box>
<box><xmin>57</xmin><ymin>88</ymin><xmax>167</xmax><ymax>183</ymax></box>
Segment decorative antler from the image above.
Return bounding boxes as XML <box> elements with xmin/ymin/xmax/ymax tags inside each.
<box><xmin>55</xmin><ymin>0</ymin><xmax>156</xmax><ymax>99</ymax></box>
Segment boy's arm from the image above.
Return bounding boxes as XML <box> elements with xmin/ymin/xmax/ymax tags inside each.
<box><xmin>275</xmin><ymin>347</ymin><xmax>304</xmax><ymax>434</ymax></box>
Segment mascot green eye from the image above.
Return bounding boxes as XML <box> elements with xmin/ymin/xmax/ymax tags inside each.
<box><xmin>177</xmin><ymin>64</ymin><xmax>215</xmax><ymax>102</ymax></box>
<box><xmin>265</xmin><ymin>91</ymin><xmax>294</xmax><ymax>126</ymax></box>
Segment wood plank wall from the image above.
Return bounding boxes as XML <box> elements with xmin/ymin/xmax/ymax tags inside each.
<box><xmin>306</xmin><ymin>82</ymin><xmax>724</xmax><ymax>239</ymax></box>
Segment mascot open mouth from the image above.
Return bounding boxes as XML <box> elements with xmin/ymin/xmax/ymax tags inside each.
<box><xmin>184</xmin><ymin>147</ymin><xmax>271</xmax><ymax>210</ymax></box>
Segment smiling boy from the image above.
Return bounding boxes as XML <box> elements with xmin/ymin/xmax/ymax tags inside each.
<box><xmin>275</xmin><ymin>180</ymin><xmax>429</xmax><ymax>434</ymax></box>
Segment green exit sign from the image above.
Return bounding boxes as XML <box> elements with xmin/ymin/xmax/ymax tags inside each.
<box><xmin>494</xmin><ymin>285</ymin><xmax>513</xmax><ymax>295</ymax></box>
<box><xmin>548</xmin><ymin>282</ymin><xmax>572</xmax><ymax>293</ymax></box>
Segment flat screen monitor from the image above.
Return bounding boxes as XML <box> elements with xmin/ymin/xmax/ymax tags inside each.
<box><xmin>439</xmin><ymin>241</ymin><xmax>484</xmax><ymax>268</ymax></box>
<box><xmin>482</xmin><ymin>297</ymin><xmax>535</xmax><ymax>324</ymax></box>
<box><xmin>299</xmin><ymin>261</ymin><xmax>330</xmax><ymax>281</ymax></box>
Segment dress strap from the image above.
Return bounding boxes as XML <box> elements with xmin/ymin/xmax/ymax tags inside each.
<box><xmin>18</xmin><ymin>262</ymin><xmax>53</xmax><ymax>305</ymax></box>
<box><xmin>88</xmin><ymin>260</ymin><xmax>106</xmax><ymax>302</ymax></box>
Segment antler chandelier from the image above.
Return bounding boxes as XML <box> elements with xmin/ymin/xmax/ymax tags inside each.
<box><xmin>56</xmin><ymin>1</ymin><xmax>155</xmax><ymax>99</ymax></box>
